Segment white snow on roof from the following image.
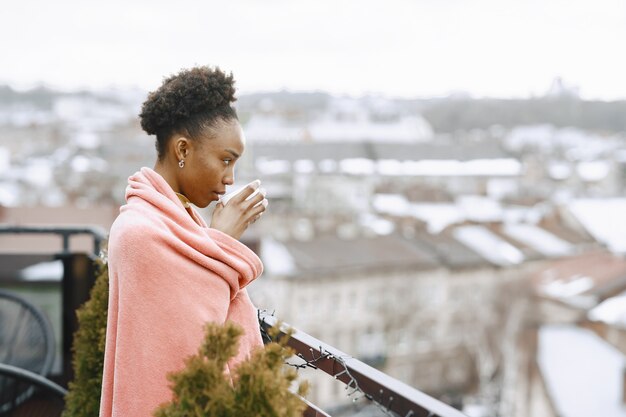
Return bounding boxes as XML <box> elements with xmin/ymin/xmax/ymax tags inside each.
<box><xmin>256</xmin><ymin>155</ymin><xmax>522</xmax><ymax>177</ymax></box>
<box><xmin>376</xmin><ymin>159</ymin><xmax>521</xmax><ymax>177</ymax></box>
<box><xmin>502</xmin><ymin>223</ymin><xmax>574</xmax><ymax>257</ymax></box>
<box><xmin>0</xmin><ymin>147</ymin><xmax>9</xmax><ymax>174</ymax></box>
<box><xmin>538</xmin><ymin>325</ymin><xmax>626</xmax><ymax>417</ymax></box>
<box><xmin>358</xmin><ymin>213</ymin><xmax>395</xmax><ymax>235</ymax></box>
<box><xmin>0</xmin><ymin>182</ymin><xmax>20</xmax><ymax>206</ymax></box>
<box><xmin>568</xmin><ymin>199</ymin><xmax>626</xmax><ymax>254</ymax></box>
<box><xmin>71</xmin><ymin>155</ymin><xmax>91</xmax><ymax>173</ymax></box>
<box><xmin>255</xmin><ymin>158</ymin><xmax>291</xmax><ymax>175</ymax></box>
<box><xmin>376</xmin><ymin>159</ymin><xmax>404</xmax><ymax>176</ymax></box>
<box><xmin>502</xmin><ymin>205</ymin><xmax>546</xmax><ymax>224</ymax></box>
<box><xmin>615</xmin><ymin>149</ymin><xmax>626</xmax><ymax>163</ymax></box>
<box><xmin>548</xmin><ymin>161</ymin><xmax>572</xmax><ymax>180</ymax></box>
<box><xmin>73</xmin><ymin>130</ymin><xmax>101</xmax><ymax>149</ymax></box>
<box><xmin>340</xmin><ymin>158</ymin><xmax>376</xmax><ymax>175</ymax></box>
<box><xmin>318</xmin><ymin>159</ymin><xmax>338</xmax><ymax>173</ymax></box>
<box><xmin>372</xmin><ymin>194</ymin><xmax>410</xmax><ymax>217</ymax></box>
<box><xmin>244</xmin><ymin>114</ymin><xmax>434</xmax><ymax>143</ymax></box>
<box><xmin>260</xmin><ymin>237</ymin><xmax>296</xmax><ymax>276</ymax></box>
<box><xmin>457</xmin><ymin>196</ymin><xmax>503</xmax><ymax>222</ymax></box>
<box><xmin>23</xmin><ymin>158</ymin><xmax>53</xmax><ymax>188</ymax></box>
<box><xmin>2</xmin><ymin>108</ymin><xmax>55</xmax><ymax>127</ymax></box>
<box><xmin>505</xmin><ymin>125</ymin><xmax>621</xmax><ymax>159</ymax></box>
<box><xmin>54</xmin><ymin>96</ymin><xmax>133</xmax><ymax>130</ymax></box>
<box><xmin>373</xmin><ymin>195</ymin><xmax>544</xmax><ymax>234</ymax></box>
<box><xmin>486</xmin><ymin>178</ymin><xmax>519</xmax><ymax>199</ymax></box>
<box><xmin>309</xmin><ymin>114</ymin><xmax>434</xmax><ymax>143</ymax></box>
<box><xmin>541</xmin><ymin>275</ymin><xmax>594</xmax><ymax>298</ymax></box>
<box><xmin>453</xmin><ymin>225</ymin><xmax>524</xmax><ymax>266</ymax></box>
<box><xmin>409</xmin><ymin>203</ymin><xmax>465</xmax><ymax>234</ymax></box>
<box><xmin>576</xmin><ymin>161</ymin><xmax>611</xmax><ymax>182</ymax></box>
<box><xmin>588</xmin><ymin>291</ymin><xmax>626</xmax><ymax>328</ymax></box>
<box><xmin>241</xmin><ymin>115</ymin><xmax>306</xmax><ymax>142</ymax></box>
<box><xmin>505</xmin><ymin>124</ymin><xmax>555</xmax><ymax>152</ymax></box>
<box><xmin>293</xmin><ymin>159</ymin><xmax>315</xmax><ymax>174</ymax></box>
<box><xmin>458</xmin><ymin>159</ymin><xmax>522</xmax><ymax>176</ymax></box>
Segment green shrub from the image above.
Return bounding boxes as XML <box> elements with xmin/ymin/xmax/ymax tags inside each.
<box><xmin>155</xmin><ymin>322</ymin><xmax>309</xmax><ymax>417</ymax></box>
<box><xmin>62</xmin><ymin>260</ymin><xmax>109</xmax><ymax>417</ymax></box>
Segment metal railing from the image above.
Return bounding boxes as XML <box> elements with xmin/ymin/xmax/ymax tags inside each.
<box><xmin>0</xmin><ymin>225</ymin><xmax>107</xmax><ymax>385</ymax></box>
<box><xmin>0</xmin><ymin>225</ymin><xmax>107</xmax><ymax>256</ymax></box>
<box><xmin>259</xmin><ymin>311</ymin><xmax>468</xmax><ymax>417</ymax></box>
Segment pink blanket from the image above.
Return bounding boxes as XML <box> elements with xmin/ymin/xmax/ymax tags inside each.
<box><xmin>99</xmin><ymin>167</ymin><xmax>263</xmax><ymax>417</ymax></box>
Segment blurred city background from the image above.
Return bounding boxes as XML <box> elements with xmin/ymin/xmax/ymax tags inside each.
<box><xmin>1</xmin><ymin>1</ymin><xmax>625</xmax><ymax>417</ymax></box>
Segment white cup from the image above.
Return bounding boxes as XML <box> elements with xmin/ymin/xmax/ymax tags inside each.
<box><xmin>219</xmin><ymin>179</ymin><xmax>264</xmax><ymax>206</ymax></box>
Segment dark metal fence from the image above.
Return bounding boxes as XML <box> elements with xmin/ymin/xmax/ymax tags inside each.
<box><xmin>259</xmin><ymin>311</ymin><xmax>468</xmax><ymax>417</ymax></box>
<box><xmin>0</xmin><ymin>225</ymin><xmax>106</xmax><ymax>256</ymax></box>
<box><xmin>0</xmin><ymin>225</ymin><xmax>106</xmax><ymax>385</ymax></box>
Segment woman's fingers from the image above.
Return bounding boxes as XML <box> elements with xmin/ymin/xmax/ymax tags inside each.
<box><xmin>244</xmin><ymin>188</ymin><xmax>266</xmax><ymax>210</ymax></box>
<box><xmin>247</xmin><ymin>199</ymin><xmax>268</xmax><ymax>221</ymax></box>
<box><xmin>230</xmin><ymin>180</ymin><xmax>261</xmax><ymax>204</ymax></box>
<box><xmin>209</xmin><ymin>183</ymin><xmax>267</xmax><ymax>239</ymax></box>
<box><xmin>249</xmin><ymin>205</ymin><xmax>267</xmax><ymax>224</ymax></box>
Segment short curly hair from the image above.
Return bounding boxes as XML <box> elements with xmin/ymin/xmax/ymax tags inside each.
<box><xmin>139</xmin><ymin>66</ymin><xmax>238</xmax><ymax>159</ymax></box>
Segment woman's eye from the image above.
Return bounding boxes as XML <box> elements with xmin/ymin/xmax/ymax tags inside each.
<box><xmin>223</xmin><ymin>159</ymin><xmax>231</xmax><ymax>166</ymax></box>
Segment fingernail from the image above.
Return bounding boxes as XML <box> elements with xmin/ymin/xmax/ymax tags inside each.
<box><xmin>259</xmin><ymin>187</ymin><xmax>267</xmax><ymax>196</ymax></box>
<box><xmin>250</xmin><ymin>179</ymin><xmax>261</xmax><ymax>190</ymax></box>
<box><xmin>262</xmin><ymin>199</ymin><xmax>268</xmax><ymax>208</ymax></box>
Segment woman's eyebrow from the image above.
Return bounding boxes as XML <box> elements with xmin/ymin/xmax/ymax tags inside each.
<box><xmin>224</xmin><ymin>149</ymin><xmax>240</xmax><ymax>158</ymax></box>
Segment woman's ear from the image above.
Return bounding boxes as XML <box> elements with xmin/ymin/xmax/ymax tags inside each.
<box><xmin>174</xmin><ymin>137</ymin><xmax>190</xmax><ymax>160</ymax></box>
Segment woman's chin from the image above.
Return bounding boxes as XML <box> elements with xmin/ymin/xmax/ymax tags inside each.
<box><xmin>199</xmin><ymin>195</ymin><xmax>219</xmax><ymax>208</ymax></box>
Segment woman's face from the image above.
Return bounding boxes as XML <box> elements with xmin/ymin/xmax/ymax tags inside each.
<box><xmin>178</xmin><ymin>119</ymin><xmax>245</xmax><ymax>208</ymax></box>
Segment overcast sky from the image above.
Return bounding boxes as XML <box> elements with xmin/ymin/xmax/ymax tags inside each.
<box><xmin>1</xmin><ymin>0</ymin><xmax>624</xmax><ymax>99</ymax></box>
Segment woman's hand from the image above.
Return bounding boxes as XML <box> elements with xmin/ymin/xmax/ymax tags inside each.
<box><xmin>210</xmin><ymin>183</ymin><xmax>268</xmax><ymax>240</ymax></box>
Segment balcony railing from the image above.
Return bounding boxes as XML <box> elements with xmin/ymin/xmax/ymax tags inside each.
<box><xmin>0</xmin><ymin>224</ymin><xmax>106</xmax><ymax>256</ymax></box>
<box><xmin>0</xmin><ymin>225</ymin><xmax>106</xmax><ymax>384</ymax></box>
<box><xmin>259</xmin><ymin>311</ymin><xmax>468</xmax><ymax>417</ymax></box>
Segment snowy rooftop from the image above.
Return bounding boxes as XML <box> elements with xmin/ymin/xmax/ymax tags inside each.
<box><xmin>567</xmin><ymin>199</ymin><xmax>626</xmax><ymax>254</ymax></box>
<box><xmin>501</xmin><ymin>223</ymin><xmax>575</xmax><ymax>258</ymax></box>
<box><xmin>249</xmin><ymin>141</ymin><xmax>519</xmax><ymax>177</ymax></box>
<box><xmin>533</xmin><ymin>252</ymin><xmax>626</xmax><ymax>307</ymax></box>
<box><xmin>254</xmin><ymin>157</ymin><xmax>522</xmax><ymax>177</ymax></box>
<box><xmin>244</xmin><ymin>114</ymin><xmax>434</xmax><ymax>143</ymax></box>
<box><xmin>373</xmin><ymin>194</ymin><xmax>549</xmax><ymax>235</ymax></box>
<box><xmin>505</xmin><ymin>124</ymin><xmax>623</xmax><ymax>159</ymax></box>
<box><xmin>260</xmin><ymin>234</ymin><xmax>440</xmax><ymax>277</ymax></box>
<box><xmin>588</xmin><ymin>290</ymin><xmax>626</xmax><ymax>329</ymax></box>
<box><xmin>537</xmin><ymin>325</ymin><xmax>626</xmax><ymax>417</ymax></box>
<box><xmin>260</xmin><ymin>237</ymin><xmax>297</xmax><ymax>276</ymax></box>
<box><xmin>408</xmin><ymin>203</ymin><xmax>465</xmax><ymax>234</ymax></box>
<box><xmin>452</xmin><ymin>225</ymin><xmax>525</xmax><ymax>267</ymax></box>
<box><xmin>371</xmin><ymin>194</ymin><xmax>587</xmax><ymax>266</ymax></box>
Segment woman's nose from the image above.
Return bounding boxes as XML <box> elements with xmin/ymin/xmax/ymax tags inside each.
<box><xmin>223</xmin><ymin>168</ymin><xmax>235</xmax><ymax>185</ymax></box>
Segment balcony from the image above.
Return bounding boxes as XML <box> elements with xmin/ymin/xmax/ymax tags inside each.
<box><xmin>0</xmin><ymin>226</ymin><xmax>467</xmax><ymax>417</ymax></box>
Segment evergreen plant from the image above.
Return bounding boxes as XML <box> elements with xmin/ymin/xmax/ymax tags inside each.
<box><xmin>62</xmin><ymin>260</ymin><xmax>109</xmax><ymax>417</ymax></box>
<box><xmin>155</xmin><ymin>321</ymin><xmax>309</xmax><ymax>417</ymax></box>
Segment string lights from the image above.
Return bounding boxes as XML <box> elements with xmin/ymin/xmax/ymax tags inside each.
<box><xmin>258</xmin><ymin>310</ymin><xmax>429</xmax><ymax>417</ymax></box>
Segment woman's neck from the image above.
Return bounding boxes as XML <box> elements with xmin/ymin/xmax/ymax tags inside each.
<box><xmin>153</xmin><ymin>159</ymin><xmax>181</xmax><ymax>194</ymax></box>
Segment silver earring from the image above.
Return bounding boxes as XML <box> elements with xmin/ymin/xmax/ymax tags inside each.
<box><xmin>179</xmin><ymin>159</ymin><xmax>185</xmax><ymax>168</ymax></box>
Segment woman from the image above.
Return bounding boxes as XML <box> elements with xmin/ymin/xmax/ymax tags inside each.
<box><xmin>99</xmin><ymin>67</ymin><xmax>268</xmax><ymax>416</ymax></box>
